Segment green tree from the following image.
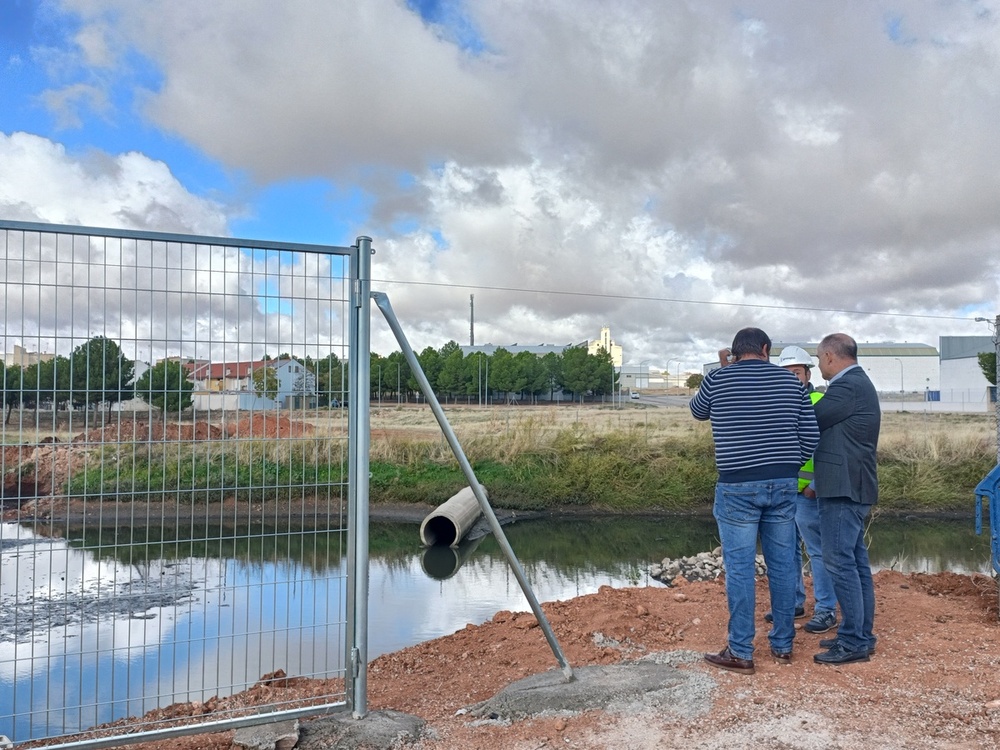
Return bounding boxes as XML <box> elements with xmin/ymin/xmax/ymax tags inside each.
<box><xmin>135</xmin><ymin>360</ymin><xmax>194</xmax><ymax>413</ymax></box>
<box><xmin>436</xmin><ymin>348</ymin><xmax>467</xmax><ymax>401</ymax></box>
<box><xmin>560</xmin><ymin>346</ymin><xmax>594</xmax><ymax>402</ymax></box>
<box><xmin>590</xmin><ymin>347</ymin><xmax>617</xmax><ymax>396</ymax></box>
<box><xmin>507</xmin><ymin>351</ymin><xmax>536</xmax><ymax>401</ymax></box>
<box><xmin>978</xmin><ymin>351</ymin><xmax>997</xmax><ymax>386</ymax></box>
<box><xmin>415</xmin><ymin>347</ymin><xmax>442</xmax><ymax>399</ymax></box>
<box><xmin>439</xmin><ymin>340</ymin><xmax>462</xmax><ymax>358</ymax></box>
<box><xmin>487</xmin><ymin>348</ymin><xmax>517</xmax><ymax>401</ymax></box>
<box><xmin>70</xmin><ymin>336</ymin><xmax>134</xmax><ymax>410</ymax></box>
<box><xmin>24</xmin><ymin>356</ymin><xmax>72</xmax><ymax>411</ymax></box>
<box><xmin>1</xmin><ymin>363</ymin><xmax>23</xmax><ymax>424</ymax></box>
<box><xmin>462</xmin><ymin>352</ymin><xmax>492</xmax><ymax>403</ymax></box>
<box><xmin>314</xmin><ymin>352</ymin><xmax>344</xmax><ymax>406</ymax></box>
<box><xmin>541</xmin><ymin>352</ymin><xmax>562</xmax><ymax>399</ymax></box>
<box><xmin>686</xmin><ymin>373</ymin><xmax>704</xmax><ymax>389</ymax></box>
<box><xmin>371</xmin><ymin>352</ymin><xmax>387</xmax><ymax>400</ymax></box>
<box><xmin>385</xmin><ymin>351</ymin><xmax>410</xmax><ymax>401</ymax></box>
<box><xmin>251</xmin><ymin>366</ymin><xmax>279</xmax><ymax>401</ymax></box>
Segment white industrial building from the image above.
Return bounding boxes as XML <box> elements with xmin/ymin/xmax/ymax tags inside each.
<box><xmin>938</xmin><ymin>336</ymin><xmax>996</xmax><ymax>404</ymax></box>
<box><xmin>770</xmin><ymin>342</ymin><xmax>940</xmax><ymax>395</ymax></box>
<box><xmin>695</xmin><ymin>338</ymin><xmax>996</xmax><ymax>412</ymax></box>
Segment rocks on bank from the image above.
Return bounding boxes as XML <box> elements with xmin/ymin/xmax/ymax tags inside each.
<box><xmin>648</xmin><ymin>547</ymin><xmax>767</xmax><ymax>586</ymax></box>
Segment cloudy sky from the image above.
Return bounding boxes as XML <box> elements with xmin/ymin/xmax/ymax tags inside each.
<box><xmin>1</xmin><ymin>0</ymin><xmax>998</xmax><ymax>371</ymax></box>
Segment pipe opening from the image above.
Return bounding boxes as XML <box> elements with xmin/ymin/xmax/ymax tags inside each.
<box><xmin>420</xmin><ymin>515</ymin><xmax>459</xmax><ymax>547</ymax></box>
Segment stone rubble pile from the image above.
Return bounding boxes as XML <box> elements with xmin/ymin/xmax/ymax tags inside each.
<box><xmin>649</xmin><ymin>547</ymin><xmax>768</xmax><ymax>586</ymax></box>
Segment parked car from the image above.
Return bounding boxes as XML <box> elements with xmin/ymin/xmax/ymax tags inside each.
<box><xmin>630</xmin><ymin>392</ymin><xmax>640</xmax><ymax>400</ymax></box>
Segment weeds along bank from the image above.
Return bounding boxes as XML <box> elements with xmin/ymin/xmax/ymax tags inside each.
<box><xmin>48</xmin><ymin>406</ymin><xmax>995</xmax><ymax>513</ymax></box>
<box><xmin>368</xmin><ymin>406</ymin><xmax>996</xmax><ymax>512</ymax></box>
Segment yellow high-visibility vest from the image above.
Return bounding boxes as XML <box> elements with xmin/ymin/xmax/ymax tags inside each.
<box><xmin>798</xmin><ymin>389</ymin><xmax>824</xmax><ymax>493</ymax></box>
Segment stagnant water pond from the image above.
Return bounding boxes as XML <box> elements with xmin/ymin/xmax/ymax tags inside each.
<box><xmin>0</xmin><ymin>514</ymin><xmax>993</xmax><ymax>741</ymax></box>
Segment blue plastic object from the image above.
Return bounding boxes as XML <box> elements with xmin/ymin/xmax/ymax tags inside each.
<box><xmin>974</xmin><ymin>463</ymin><xmax>1000</xmax><ymax>575</ymax></box>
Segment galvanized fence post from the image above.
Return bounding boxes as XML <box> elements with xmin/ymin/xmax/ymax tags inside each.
<box><xmin>345</xmin><ymin>236</ymin><xmax>373</xmax><ymax>716</ymax></box>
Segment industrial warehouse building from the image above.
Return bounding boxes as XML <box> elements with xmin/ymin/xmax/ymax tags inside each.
<box><xmin>769</xmin><ymin>342</ymin><xmax>940</xmax><ymax>396</ymax></box>
<box><xmin>752</xmin><ymin>339</ymin><xmax>994</xmax><ymax>409</ymax></box>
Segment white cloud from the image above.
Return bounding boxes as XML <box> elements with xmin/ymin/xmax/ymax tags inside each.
<box><xmin>0</xmin><ymin>131</ymin><xmax>227</xmax><ymax>233</ymax></box>
<box><xmin>25</xmin><ymin>1</ymin><xmax>1000</xmax><ymax>364</ymax></box>
<box><xmin>0</xmin><ymin>133</ymin><xmax>352</xmax><ymax>365</ymax></box>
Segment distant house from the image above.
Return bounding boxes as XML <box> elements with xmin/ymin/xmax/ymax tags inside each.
<box><xmin>187</xmin><ymin>357</ymin><xmax>317</xmax><ymax>411</ymax></box>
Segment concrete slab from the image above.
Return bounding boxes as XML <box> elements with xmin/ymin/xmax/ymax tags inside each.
<box><xmin>468</xmin><ymin>651</ymin><xmax>715</xmax><ymax>722</ymax></box>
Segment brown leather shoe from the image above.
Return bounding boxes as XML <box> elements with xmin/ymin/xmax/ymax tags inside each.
<box><xmin>770</xmin><ymin>647</ymin><xmax>792</xmax><ymax>665</ymax></box>
<box><xmin>704</xmin><ymin>646</ymin><xmax>755</xmax><ymax>674</ymax></box>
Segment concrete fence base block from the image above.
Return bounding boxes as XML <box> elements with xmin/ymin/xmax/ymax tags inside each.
<box><xmin>232</xmin><ymin>719</ymin><xmax>300</xmax><ymax>750</ymax></box>
<box><xmin>296</xmin><ymin>709</ymin><xmax>426</xmax><ymax>749</ymax></box>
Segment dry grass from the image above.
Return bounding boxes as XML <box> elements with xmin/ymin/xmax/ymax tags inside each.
<box><xmin>362</xmin><ymin>404</ymin><xmax>996</xmax><ymax>465</ymax></box>
<box><xmin>4</xmin><ymin>405</ymin><xmax>994</xmax><ymax>464</ymax></box>
<box><xmin>879</xmin><ymin>412</ymin><xmax>997</xmax><ymax>462</ymax></box>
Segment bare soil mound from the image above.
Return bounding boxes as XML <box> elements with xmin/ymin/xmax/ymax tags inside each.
<box><xmin>2</xmin><ymin>415</ymin><xmax>313</xmax><ymax>503</ymax></box>
<box><xmin>225</xmin><ymin>414</ymin><xmax>314</xmax><ymax>438</ymax></box>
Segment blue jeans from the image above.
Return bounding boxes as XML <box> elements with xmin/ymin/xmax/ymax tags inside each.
<box><xmin>819</xmin><ymin>498</ymin><xmax>875</xmax><ymax>652</ymax></box>
<box><xmin>713</xmin><ymin>478</ymin><xmax>799</xmax><ymax>659</ymax></box>
<box><xmin>795</xmin><ymin>493</ymin><xmax>838</xmax><ymax>614</ymax></box>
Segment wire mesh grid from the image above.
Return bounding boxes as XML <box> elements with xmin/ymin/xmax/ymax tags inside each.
<box><xmin>0</xmin><ymin>222</ymin><xmax>356</xmax><ymax>745</ymax></box>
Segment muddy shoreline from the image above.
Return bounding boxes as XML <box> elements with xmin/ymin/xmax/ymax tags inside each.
<box><xmin>2</xmin><ymin>497</ymin><xmax>977</xmax><ymax>532</ymax></box>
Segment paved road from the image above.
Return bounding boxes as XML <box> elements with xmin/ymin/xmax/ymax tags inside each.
<box><xmin>631</xmin><ymin>393</ymin><xmax>692</xmax><ymax>408</ymax></box>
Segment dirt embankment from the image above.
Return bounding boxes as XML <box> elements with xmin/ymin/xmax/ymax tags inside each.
<box><xmin>1</xmin><ymin>414</ymin><xmax>314</xmax><ymax>512</ymax></box>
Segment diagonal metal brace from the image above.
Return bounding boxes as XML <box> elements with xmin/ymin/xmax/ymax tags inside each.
<box><xmin>372</xmin><ymin>291</ymin><xmax>574</xmax><ymax>681</ymax></box>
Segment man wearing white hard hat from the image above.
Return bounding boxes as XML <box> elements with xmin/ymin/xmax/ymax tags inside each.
<box><xmin>775</xmin><ymin>345</ymin><xmax>839</xmax><ymax>637</ymax></box>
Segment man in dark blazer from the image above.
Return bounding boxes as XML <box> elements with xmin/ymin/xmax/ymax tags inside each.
<box><xmin>812</xmin><ymin>332</ymin><xmax>881</xmax><ymax>664</ymax></box>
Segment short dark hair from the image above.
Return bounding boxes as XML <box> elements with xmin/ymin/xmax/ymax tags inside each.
<box><xmin>818</xmin><ymin>333</ymin><xmax>858</xmax><ymax>361</ymax></box>
<box><xmin>731</xmin><ymin>327</ymin><xmax>772</xmax><ymax>359</ymax></box>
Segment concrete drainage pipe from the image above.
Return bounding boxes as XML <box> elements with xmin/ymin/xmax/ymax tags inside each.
<box><xmin>419</xmin><ymin>485</ymin><xmax>487</xmax><ymax>547</ymax></box>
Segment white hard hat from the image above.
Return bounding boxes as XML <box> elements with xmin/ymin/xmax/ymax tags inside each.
<box><xmin>778</xmin><ymin>345</ymin><xmax>813</xmax><ymax>368</ymax></box>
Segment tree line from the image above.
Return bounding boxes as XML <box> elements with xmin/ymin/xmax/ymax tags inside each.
<box><xmin>0</xmin><ymin>336</ymin><xmax>623</xmax><ymax>423</ymax></box>
<box><xmin>372</xmin><ymin>341</ymin><xmax>619</xmax><ymax>405</ymax></box>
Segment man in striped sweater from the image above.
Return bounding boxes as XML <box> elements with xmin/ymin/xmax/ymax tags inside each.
<box><xmin>690</xmin><ymin>327</ymin><xmax>820</xmax><ymax>674</ymax></box>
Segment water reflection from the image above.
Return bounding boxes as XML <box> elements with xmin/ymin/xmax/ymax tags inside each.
<box><xmin>0</xmin><ymin>514</ymin><xmax>991</xmax><ymax>742</ymax></box>
<box><xmin>0</xmin><ymin>523</ymin><xmax>347</xmax><ymax>743</ymax></box>
<box><xmin>421</xmin><ymin>536</ymin><xmax>484</xmax><ymax>580</ymax></box>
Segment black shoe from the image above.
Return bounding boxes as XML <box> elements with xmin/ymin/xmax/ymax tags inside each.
<box><xmin>819</xmin><ymin>637</ymin><xmax>876</xmax><ymax>656</ymax></box>
<box><xmin>764</xmin><ymin>606</ymin><xmax>806</xmax><ymax>623</ymax></box>
<box><xmin>813</xmin><ymin>643</ymin><xmax>870</xmax><ymax>665</ymax></box>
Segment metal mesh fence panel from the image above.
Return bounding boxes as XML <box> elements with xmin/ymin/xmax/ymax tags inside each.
<box><xmin>0</xmin><ymin>221</ymin><xmax>362</xmax><ymax>746</ymax></box>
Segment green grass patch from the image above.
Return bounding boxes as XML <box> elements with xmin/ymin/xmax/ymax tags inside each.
<box><xmin>54</xmin><ymin>419</ymin><xmax>995</xmax><ymax>513</ymax></box>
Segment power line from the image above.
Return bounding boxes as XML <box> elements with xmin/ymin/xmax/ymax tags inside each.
<box><xmin>372</xmin><ymin>277</ymin><xmax>977</xmax><ymax>323</ymax></box>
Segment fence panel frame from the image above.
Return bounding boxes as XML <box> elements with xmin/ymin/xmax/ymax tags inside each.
<box><xmin>0</xmin><ymin>219</ymin><xmax>371</xmax><ymax>747</ymax></box>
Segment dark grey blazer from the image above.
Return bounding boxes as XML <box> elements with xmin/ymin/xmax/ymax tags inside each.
<box><xmin>813</xmin><ymin>366</ymin><xmax>881</xmax><ymax>504</ymax></box>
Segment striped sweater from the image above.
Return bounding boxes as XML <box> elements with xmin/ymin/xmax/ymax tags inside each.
<box><xmin>689</xmin><ymin>359</ymin><xmax>820</xmax><ymax>483</ymax></box>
